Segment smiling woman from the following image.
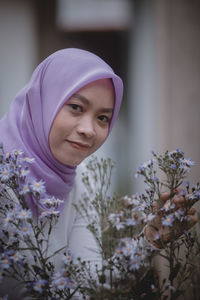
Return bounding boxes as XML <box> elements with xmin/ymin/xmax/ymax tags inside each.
<box><xmin>49</xmin><ymin>78</ymin><xmax>115</xmax><ymax>166</ymax></box>
<box><xmin>0</xmin><ymin>48</ymin><xmax>123</xmax><ymax>213</ymax></box>
<box><xmin>0</xmin><ymin>48</ymin><xmax>123</xmax><ymax>299</ymax></box>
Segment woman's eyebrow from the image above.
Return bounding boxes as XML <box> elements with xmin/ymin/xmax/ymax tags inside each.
<box><xmin>72</xmin><ymin>93</ymin><xmax>113</xmax><ymax>113</ymax></box>
<box><xmin>72</xmin><ymin>93</ymin><xmax>90</xmax><ymax>105</ymax></box>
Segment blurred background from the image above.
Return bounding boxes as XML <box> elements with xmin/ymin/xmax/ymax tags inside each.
<box><xmin>0</xmin><ymin>0</ymin><xmax>200</xmax><ymax>195</ymax></box>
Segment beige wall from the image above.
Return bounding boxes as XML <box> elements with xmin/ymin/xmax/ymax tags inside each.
<box><xmin>156</xmin><ymin>0</ymin><xmax>200</xmax><ymax>183</ymax></box>
<box><xmin>155</xmin><ymin>1</ymin><xmax>200</xmax><ymax>298</ymax></box>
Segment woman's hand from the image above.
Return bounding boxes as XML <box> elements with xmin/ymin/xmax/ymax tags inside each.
<box><xmin>144</xmin><ymin>189</ymin><xmax>198</xmax><ymax>249</ymax></box>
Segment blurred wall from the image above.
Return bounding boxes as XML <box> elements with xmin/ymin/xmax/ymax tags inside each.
<box><xmin>0</xmin><ymin>0</ymin><xmax>37</xmax><ymax>117</ymax></box>
<box><xmin>128</xmin><ymin>0</ymin><xmax>200</xmax><ymax>194</ymax></box>
<box><xmin>0</xmin><ymin>0</ymin><xmax>199</xmax><ymax>192</ymax></box>
<box><xmin>156</xmin><ymin>0</ymin><xmax>200</xmax><ymax>184</ymax></box>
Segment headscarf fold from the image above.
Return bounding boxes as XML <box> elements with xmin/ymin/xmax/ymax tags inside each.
<box><xmin>0</xmin><ymin>48</ymin><xmax>123</xmax><ymax>213</ymax></box>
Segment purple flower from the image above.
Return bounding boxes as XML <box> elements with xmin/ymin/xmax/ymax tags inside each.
<box><xmin>18</xmin><ymin>183</ymin><xmax>31</xmax><ymax>195</ymax></box>
<box><xmin>10</xmin><ymin>149</ymin><xmax>24</xmax><ymax>157</ymax></box>
<box><xmin>170</xmin><ymin>164</ymin><xmax>176</xmax><ymax>170</ymax></box>
<box><xmin>21</xmin><ymin>156</ymin><xmax>35</xmax><ymax>164</ymax></box>
<box><xmin>162</xmin><ymin>214</ymin><xmax>175</xmax><ymax>227</ymax></box>
<box><xmin>17</xmin><ymin>222</ymin><xmax>33</xmax><ymax>237</ymax></box>
<box><xmin>3</xmin><ymin>211</ymin><xmax>16</xmax><ymax>231</ymax></box>
<box><xmin>0</xmin><ymin>166</ymin><xmax>13</xmax><ymax>181</ymax></box>
<box><xmin>30</xmin><ymin>179</ymin><xmax>46</xmax><ymax>194</ymax></box>
<box><xmin>10</xmin><ymin>252</ymin><xmax>24</xmax><ymax>263</ymax></box>
<box><xmin>153</xmin><ymin>233</ymin><xmax>160</xmax><ymax>241</ymax></box>
<box><xmin>39</xmin><ymin>209</ymin><xmax>60</xmax><ymax>219</ymax></box>
<box><xmin>183</xmin><ymin>181</ymin><xmax>190</xmax><ymax>187</ymax></box>
<box><xmin>175</xmin><ymin>209</ymin><xmax>185</xmax><ymax>221</ymax></box>
<box><xmin>126</xmin><ymin>211</ymin><xmax>145</xmax><ymax>226</ymax></box>
<box><xmin>61</xmin><ymin>250</ymin><xmax>72</xmax><ymax>265</ymax></box>
<box><xmin>180</xmin><ymin>158</ymin><xmax>195</xmax><ymax>167</ymax></box>
<box><xmin>15</xmin><ymin>207</ymin><xmax>32</xmax><ymax>220</ymax></box>
<box><xmin>40</xmin><ymin>196</ymin><xmax>64</xmax><ymax>208</ymax></box>
<box><xmin>136</xmin><ymin>202</ymin><xmax>146</xmax><ymax>211</ymax></box>
<box><xmin>136</xmin><ymin>159</ymin><xmax>155</xmax><ymax>176</ymax></box>
<box><xmin>18</xmin><ymin>167</ymin><xmax>30</xmax><ymax>178</ymax></box>
<box><xmin>126</xmin><ymin>218</ymin><xmax>138</xmax><ymax>226</ymax></box>
<box><xmin>169</xmin><ymin>149</ymin><xmax>184</xmax><ymax>156</ymax></box>
<box><xmin>51</xmin><ymin>271</ymin><xmax>74</xmax><ymax>290</ymax></box>
<box><xmin>108</xmin><ymin>213</ymin><xmax>124</xmax><ymax>230</ymax></box>
<box><xmin>153</xmin><ymin>176</ymin><xmax>159</xmax><ymax>182</ymax></box>
<box><xmin>33</xmin><ymin>279</ymin><xmax>48</xmax><ymax>293</ymax></box>
<box><xmin>0</xmin><ymin>257</ymin><xmax>11</xmax><ymax>270</ymax></box>
<box><xmin>129</xmin><ymin>256</ymin><xmax>141</xmax><ymax>271</ymax></box>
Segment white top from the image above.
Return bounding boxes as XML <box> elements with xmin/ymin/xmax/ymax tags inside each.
<box><xmin>47</xmin><ymin>162</ymin><xmax>101</xmax><ymax>268</ymax></box>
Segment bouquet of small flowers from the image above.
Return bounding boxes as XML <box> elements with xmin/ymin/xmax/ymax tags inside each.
<box><xmin>0</xmin><ymin>145</ymin><xmax>78</xmax><ymax>299</ymax></box>
<box><xmin>72</xmin><ymin>150</ymin><xmax>200</xmax><ymax>300</ymax></box>
<box><xmin>0</xmin><ymin>145</ymin><xmax>200</xmax><ymax>300</ymax></box>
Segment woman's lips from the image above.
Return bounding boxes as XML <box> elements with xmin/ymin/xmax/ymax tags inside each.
<box><xmin>67</xmin><ymin>140</ymin><xmax>90</xmax><ymax>152</ymax></box>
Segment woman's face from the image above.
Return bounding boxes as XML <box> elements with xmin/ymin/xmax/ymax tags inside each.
<box><xmin>49</xmin><ymin>78</ymin><xmax>115</xmax><ymax>166</ymax></box>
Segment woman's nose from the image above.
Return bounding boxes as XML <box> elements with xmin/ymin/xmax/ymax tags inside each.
<box><xmin>76</xmin><ymin>116</ymin><xmax>95</xmax><ymax>138</ymax></box>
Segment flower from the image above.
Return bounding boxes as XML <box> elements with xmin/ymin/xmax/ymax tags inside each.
<box><xmin>129</xmin><ymin>255</ymin><xmax>141</xmax><ymax>271</ymax></box>
<box><xmin>18</xmin><ymin>167</ymin><xmax>30</xmax><ymax>178</ymax></box>
<box><xmin>169</xmin><ymin>148</ymin><xmax>184</xmax><ymax>156</ymax></box>
<box><xmin>175</xmin><ymin>209</ymin><xmax>185</xmax><ymax>221</ymax></box>
<box><xmin>15</xmin><ymin>207</ymin><xmax>32</xmax><ymax>220</ymax></box>
<box><xmin>0</xmin><ymin>166</ymin><xmax>13</xmax><ymax>181</ymax></box>
<box><xmin>33</xmin><ymin>279</ymin><xmax>48</xmax><ymax>293</ymax></box>
<box><xmin>162</xmin><ymin>214</ymin><xmax>175</xmax><ymax>227</ymax></box>
<box><xmin>10</xmin><ymin>251</ymin><xmax>24</xmax><ymax>263</ymax></box>
<box><xmin>61</xmin><ymin>250</ymin><xmax>72</xmax><ymax>265</ymax></box>
<box><xmin>10</xmin><ymin>149</ymin><xmax>24</xmax><ymax>157</ymax></box>
<box><xmin>170</xmin><ymin>164</ymin><xmax>176</xmax><ymax>169</ymax></box>
<box><xmin>126</xmin><ymin>211</ymin><xmax>145</xmax><ymax>226</ymax></box>
<box><xmin>135</xmin><ymin>159</ymin><xmax>155</xmax><ymax>177</ymax></box>
<box><xmin>18</xmin><ymin>183</ymin><xmax>31</xmax><ymax>195</ymax></box>
<box><xmin>30</xmin><ymin>179</ymin><xmax>46</xmax><ymax>194</ymax></box>
<box><xmin>21</xmin><ymin>156</ymin><xmax>35</xmax><ymax>164</ymax></box>
<box><xmin>4</xmin><ymin>211</ymin><xmax>15</xmax><ymax>225</ymax></box>
<box><xmin>180</xmin><ymin>158</ymin><xmax>195</xmax><ymax>167</ymax></box>
<box><xmin>153</xmin><ymin>233</ymin><xmax>160</xmax><ymax>241</ymax></box>
<box><xmin>51</xmin><ymin>270</ymin><xmax>74</xmax><ymax>290</ymax></box>
<box><xmin>40</xmin><ymin>196</ymin><xmax>64</xmax><ymax>208</ymax></box>
<box><xmin>123</xmin><ymin>195</ymin><xmax>140</xmax><ymax>207</ymax></box>
<box><xmin>0</xmin><ymin>255</ymin><xmax>11</xmax><ymax>270</ymax></box>
<box><xmin>108</xmin><ymin>213</ymin><xmax>125</xmax><ymax>230</ymax></box>
<box><xmin>39</xmin><ymin>209</ymin><xmax>60</xmax><ymax>219</ymax></box>
<box><xmin>17</xmin><ymin>222</ymin><xmax>33</xmax><ymax>237</ymax></box>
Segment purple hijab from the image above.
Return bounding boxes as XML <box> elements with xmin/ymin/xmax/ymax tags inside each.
<box><xmin>0</xmin><ymin>48</ymin><xmax>123</xmax><ymax>213</ymax></box>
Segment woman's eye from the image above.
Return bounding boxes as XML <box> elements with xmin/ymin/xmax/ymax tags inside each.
<box><xmin>69</xmin><ymin>104</ymin><xmax>82</xmax><ymax>112</ymax></box>
<box><xmin>98</xmin><ymin>115</ymin><xmax>110</xmax><ymax>123</ymax></box>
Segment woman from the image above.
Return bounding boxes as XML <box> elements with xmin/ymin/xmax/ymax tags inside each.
<box><xmin>0</xmin><ymin>48</ymin><xmax>196</xmax><ymax>298</ymax></box>
<box><xmin>0</xmin><ymin>48</ymin><xmax>123</xmax><ymax>298</ymax></box>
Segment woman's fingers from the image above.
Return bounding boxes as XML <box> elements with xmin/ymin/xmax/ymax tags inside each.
<box><xmin>153</xmin><ymin>192</ymin><xmax>170</xmax><ymax>213</ymax></box>
<box><xmin>159</xmin><ymin>192</ymin><xmax>171</xmax><ymax>203</ymax></box>
<box><xmin>186</xmin><ymin>214</ymin><xmax>198</xmax><ymax>227</ymax></box>
<box><xmin>188</xmin><ymin>206</ymin><xmax>196</xmax><ymax>215</ymax></box>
